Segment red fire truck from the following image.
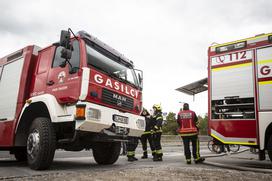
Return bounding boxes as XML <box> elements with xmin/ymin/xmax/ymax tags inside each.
<box><xmin>0</xmin><ymin>29</ymin><xmax>145</xmax><ymax>170</ymax></box>
<box><xmin>177</xmin><ymin>33</ymin><xmax>272</xmax><ymax>161</ymax></box>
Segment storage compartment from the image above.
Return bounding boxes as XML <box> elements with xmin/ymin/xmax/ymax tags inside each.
<box><xmin>211</xmin><ymin>97</ymin><xmax>255</xmax><ymax>119</ymax></box>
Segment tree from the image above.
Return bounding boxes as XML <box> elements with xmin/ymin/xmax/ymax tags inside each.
<box><xmin>162</xmin><ymin>112</ymin><xmax>178</xmax><ymax>135</ymax></box>
<box><xmin>162</xmin><ymin>112</ymin><xmax>208</xmax><ymax>135</ymax></box>
<box><xmin>198</xmin><ymin>114</ymin><xmax>208</xmax><ymax>135</ymax></box>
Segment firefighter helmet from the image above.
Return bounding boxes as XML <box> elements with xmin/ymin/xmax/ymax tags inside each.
<box><xmin>153</xmin><ymin>104</ymin><xmax>162</xmax><ymax>111</ymax></box>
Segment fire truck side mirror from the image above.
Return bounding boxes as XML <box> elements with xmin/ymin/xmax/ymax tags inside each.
<box><xmin>60</xmin><ymin>30</ymin><xmax>71</xmax><ymax>49</ymax></box>
<box><xmin>135</xmin><ymin>69</ymin><xmax>143</xmax><ymax>90</ymax></box>
<box><xmin>60</xmin><ymin>48</ymin><xmax>72</xmax><ymax>60</ymax></box>
<box><xmin>138</xmin><ymin>73</ymin><xmax>143</xmax><ymax>86</ymax></box>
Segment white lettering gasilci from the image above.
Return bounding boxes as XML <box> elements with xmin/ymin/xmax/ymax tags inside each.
<box><xmin>93</xmin><ymin>73</ymin><xmax>138</xmax><ymax>98</ymax></box>
<box><xmin>94</xmin><ymin>74</ymin><xmax>103</xmax><ymax>84</ymax></box>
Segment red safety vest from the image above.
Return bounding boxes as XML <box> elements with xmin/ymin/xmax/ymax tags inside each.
<box><xmin>177</xmin><ymin>110</ymin><xmax>198</xmax><ymax>136</ymax></box>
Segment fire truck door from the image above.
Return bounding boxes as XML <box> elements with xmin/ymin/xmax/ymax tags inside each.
<box><xmin>257</xmin><ymin>46</ymin><xmax>272</xmax><ymax>110</ymax></box>
<box><xmin>46</xmin><ymin>41</ymin><xmax>81</xmax><ymax>103</ymax></box>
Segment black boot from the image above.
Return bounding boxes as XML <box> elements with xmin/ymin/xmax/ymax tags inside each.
<box><xmin>153</xmin><ymin>154</ymin><xmax>158</xmax><ymax>161</ymax></box>
<box><xmin>141</xmin><ymin>152</ymin><xmax>148</xmax><ymax>159</ymax></box>
<box><xmin>153</xmin><ymin>154</ymin><xmax>162</xmax><ymax>161</ymax></box>
<box><xmin>128</xmin><ymin>156</ymin><xmax>138</xmax><ymax>162</ymax></box>
<box><xmin>186</xmin><ymin>159</ymin><xmax>191</xmax><ymax>164</ymax></box>
<box><xmin>128</xmin><ymin>156</ymin><xmax>134</xmax><ymax>162</ymax></box>
<box><xmin>158</xmin><ymin>155</ymin><xmax>163</xmax><ymax>161</ymax></box>
<box><xmin>156</xmin><ymin>154</ymin><xmax>163</xmax><ymax>161</ymax></box>
<box><xmin>194</xmin><ymin>157</ymin><xmax>205</xmax><ymax>164</ymax></box>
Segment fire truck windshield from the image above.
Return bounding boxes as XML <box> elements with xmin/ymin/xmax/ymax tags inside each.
<box><xmin>86</xmin><ymin>43</ymin><xmax>139</xmax><ymax>88</ymax></box>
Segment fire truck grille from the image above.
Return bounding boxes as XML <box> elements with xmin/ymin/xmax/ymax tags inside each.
<box><xmin>102</xmin><ymin>89</ymin><xmax>134</xmax><ymax>110</ymax></box>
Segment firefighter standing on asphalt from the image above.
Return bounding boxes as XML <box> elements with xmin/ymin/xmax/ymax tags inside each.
<box><xmin>151</xmin><ymin>104</ymin><xmax>163</xmax><ymax>161</ymax></box>
<box><xmin>140</xmin><ymin>108</ymin><xmax>156</xmax><ymax>159</ymax></box>
<box><xmin>177</xmin><ymin>103</ymin><xmax>205</xmax><ymax>164</ymax></box>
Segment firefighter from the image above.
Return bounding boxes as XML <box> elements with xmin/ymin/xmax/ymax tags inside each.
<box><xmin>126</xmin><ymin>137</ymin><xmax>139</xmax><ymax>162</ymax></box>
<box><xmin>140</xmin><ymin>108</ymin><xmax>156</xmax><ymax>159</ymax></box>
<box><xmin>177</xmin><ymin>103</ymin><xmax>205</xmax><ymax>164</ymax></box>
<box><xmin>151</xmin><ymin>104</ymin><xmax>163</xmax><ymax>161</ymax></box>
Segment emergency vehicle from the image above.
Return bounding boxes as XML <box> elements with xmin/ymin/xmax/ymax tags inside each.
<box><xmin>177</xmin><ymin>33</ymin><xmax>272</xmax><ymax>161</ymax></box>
<box><xmin>0</xmin><ymin>29</ymin><xmax>145</xmax><ymax>170</ymax></box>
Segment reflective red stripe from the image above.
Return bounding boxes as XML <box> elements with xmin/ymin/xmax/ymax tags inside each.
<box><xmin>211</xmin><ymin>59</ymin><xmax>252</xmax><ymax>69</ymax></box>
<box><xmin>258</xmin><ymin>77</ymin><xmax>272</xmax><ymax>82</ymax></box>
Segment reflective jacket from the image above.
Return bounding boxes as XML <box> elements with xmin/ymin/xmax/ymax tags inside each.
<box><xmin>177</xmin><ymin>110</ymin><xmax>199</xmax><ymax>136</ymax></box>
<box><xmin>151</xmin><ymin>112</ymin><xmax>163</xmax><ymax>133</ymax></box>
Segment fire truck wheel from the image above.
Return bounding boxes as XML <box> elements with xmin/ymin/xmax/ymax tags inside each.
<box><xmin>93</xmin><ymin>142</ymin><xmax>121</xmax><ymax>165</ymax></box>
<box><xmin>267</xmin><ymin>134</ymin><xmax>272</xmax><ymax>162</ymax></box>
<box><xmin>27</xmin><ymin>117</ymin><xmax>56</xmax><ymax>170</ymax></box>
<box><xmin>13</xmin><ymin>147</ymin><xmax>27</xmax><ymax>161</ymax></box>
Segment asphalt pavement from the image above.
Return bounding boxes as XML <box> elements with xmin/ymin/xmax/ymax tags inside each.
<box><xmin>0</xmin><ymin>139</ymin><xmax>272</xmax><ymax>180</ymax></box>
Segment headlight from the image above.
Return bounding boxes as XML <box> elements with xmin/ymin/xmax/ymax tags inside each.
<box><xmin>136</xmin><ymin>119</ymin><xmax>145</xmax><ymax>129</ymax></box>
<box><xmin>87</xmin><ymin>108</ymin><xmax>101</xmax><ymax>121</ymax></box>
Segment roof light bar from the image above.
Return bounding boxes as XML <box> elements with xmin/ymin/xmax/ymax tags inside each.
<box><xmin>216</xmin><ymin>41</ymin><xmax>246</xmax><ymax>54</ymax></box>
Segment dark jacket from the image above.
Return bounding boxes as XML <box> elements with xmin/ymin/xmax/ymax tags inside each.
<box><xmin>152</xmin><ymin>112</ymin><xmax>163</xmax><ymax>132</ymax></box>
<box><xmin>145</xmin><ymin>117</ymin><xmax>153</xmax><ymax>132</ymax></box>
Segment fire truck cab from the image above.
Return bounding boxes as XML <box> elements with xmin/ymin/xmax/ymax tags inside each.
<box><xmin>0</xmin><ymin>30</ymin><xmax>145</xmax><ymax>170</ymax></box>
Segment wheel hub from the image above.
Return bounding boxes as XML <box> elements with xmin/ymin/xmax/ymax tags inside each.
<box><xmin>27</xmin><ymin>130</ymin><xmax>40</xmax><ymax>159</ymax></box>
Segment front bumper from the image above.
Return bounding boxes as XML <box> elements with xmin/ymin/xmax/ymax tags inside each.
<box><xmin>75</xmin><ymin>102</ymin><xmax>145</xmax><ymax>137</ymax></box>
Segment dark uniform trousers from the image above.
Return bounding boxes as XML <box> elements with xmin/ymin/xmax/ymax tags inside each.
<box><xmin>182</xmin><ymin>135</ymin><xmax>200</xmax><ymax>160</ymax></box>
<box><xmin>140</xmin><ymin>133</ymin><xmax>155</xmax><ymax>155</ymax></box>
<box><xmin>153</xmin><ymin>131</ymin><xmax>162</xmax><ymax>156</ymax></box>
<box><xmin>127</xmin><ymin>137</ymin><xmax>139</xmax><ymax>157</ymax></box>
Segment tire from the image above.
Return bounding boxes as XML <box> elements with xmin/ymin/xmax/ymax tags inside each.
<box><xmin>229</xmin><ymin>144</ymin><xmax>240</xmax><ymax>152</ymax></box>
<box><xmin>267</xmin><ymin>134</ymin><xmax>272</xmax><ymax>162</ymax></box>
<box><xmin>212</xmin><ymin>144</ymin><xmax>222</xmax><ymax>154</ymax></box>
<box><xmin>93</xmin><ymin>142</ymin><xmax>121</xmax><ymax>165</ymax></box>
<box><xmin>207</xmin><ymin>140</ymin><xmax>214</xmax><ymax>152</ymax></box>
<box><xmin>13</xmin><ymin>147</ymin><xmax>27</xmax><ymax>162</ymax></box>
<box><xmin>27</xmin><ymin>117</ymin><xmax>56</xmax><ymax>170</ymax></box>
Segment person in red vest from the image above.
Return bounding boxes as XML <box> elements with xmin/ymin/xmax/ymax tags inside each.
<box><xmin>177</xmin><ymin>103</ymin><xmax>205</xmax><ymax>164</ymax></box>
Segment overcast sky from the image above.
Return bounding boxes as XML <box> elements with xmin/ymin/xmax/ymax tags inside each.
<box><xmin>0</xmin><ymin>0</ymin><xmax>271</xmax><ymax>115</ymax></box>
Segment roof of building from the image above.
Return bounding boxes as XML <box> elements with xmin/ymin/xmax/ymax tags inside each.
<box><xmin>176</xmin><ymin>78</ymin><xmax>208</xmax><ymax>96</ymax></box>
